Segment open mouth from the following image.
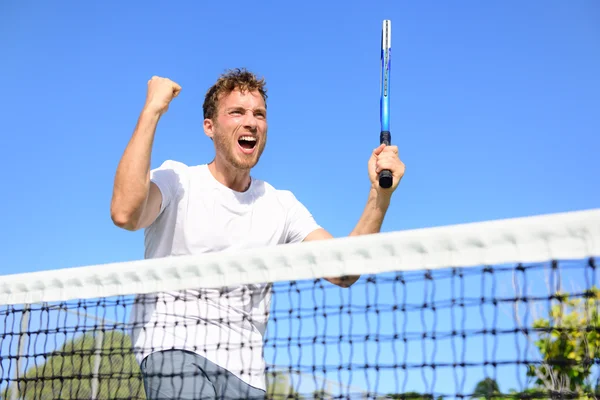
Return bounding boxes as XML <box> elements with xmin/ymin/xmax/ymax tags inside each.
<box><xmin>238</xmin><ymin>135</ymin><xmax>257</xmax><ymax>152</ymax></box>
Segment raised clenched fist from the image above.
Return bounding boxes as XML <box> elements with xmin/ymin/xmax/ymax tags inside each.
<box><xmin>144</xmin><ymin>76</ymin><xmax>181</xmax><ymax>115</ymax></box>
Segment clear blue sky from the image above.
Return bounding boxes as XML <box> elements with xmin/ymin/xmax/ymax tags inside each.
<box><xmin>0</xmin><ymin>0</ymin><xmax>598</xmax><ymax>397</ymax></box>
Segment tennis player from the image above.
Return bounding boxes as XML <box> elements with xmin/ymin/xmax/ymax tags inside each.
<box><xmin>110</xmin><ymin>69</ymin><xmax>405</xmax><ymax>399</ymax></box>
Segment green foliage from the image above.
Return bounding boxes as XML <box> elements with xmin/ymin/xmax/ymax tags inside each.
<box><xmin>265</xmin><ymin>371</ymin><xmax>301</xmax><ymax>399</ymax></box>
<box><xmin>467</xmin><ymin>287</ymin><xmax>600</xmax><ymax>399</ymax></box>
<box><xmin>472</xmin><ymin>377</ymin><xmax>501</xmax><ymax>399</ymax></box>
<box><xmin>2</xmin><ymin>330</ymin><xmax>145</xmax><ymax>400</ymax></box>
<box><xmin>379</xmin><ymin>393</ymin><xmax>437</xmax><ymax>399</ymax></box>
<box><xmin>527</xmin><ymin>286</ymin><xmax>600</xmax><ymax>396</ymax></box>
<box><xmin>310</xmin><ymin>389</ymin><xmax>331</xmax><ymax>399</ymax></box>
<box><xmin>467</xmin><ymin>378</ymin><xmax>552</xmax><ymax>400</ymax></box>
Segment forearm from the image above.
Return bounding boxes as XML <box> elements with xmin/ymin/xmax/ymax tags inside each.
<box><xmin>110</xmin><ymin>108</ymin><xmax>161</xmax><ymax>227</ymax></box>
<box><xmin>314</xmin><ymin>143</ymin><xmax>403</xmax><ymax>288</ymax></box>
<box><xmin>349</xmin><ymin>186</ymin><xmax>391</xmax><ymax>237</ymax></box>
<box><xmin>324</xmin><ymin>187</ymin><xmax>391</xmax><ymax>288</ymax></box>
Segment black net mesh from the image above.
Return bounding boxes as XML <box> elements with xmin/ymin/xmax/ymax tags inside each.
<box><xmin>1</xmin><ymin>258</ymin><xmax>598</xmax><ymax>399</ymax></box>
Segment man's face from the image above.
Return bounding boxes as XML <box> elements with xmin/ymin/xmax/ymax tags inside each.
<box><xmin>205</xmin><ymin>88</ymin><xmax>267</xmax><ymax>170</ymax></box>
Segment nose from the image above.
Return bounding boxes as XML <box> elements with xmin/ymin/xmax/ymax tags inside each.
<box><xmin>242</xmin><ymin>110</ymin><xmax>258</xmax><ymax>133</ymax></box>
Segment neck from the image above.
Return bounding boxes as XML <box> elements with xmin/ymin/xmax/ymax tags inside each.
<box><xmin>208</xmin><ymin>156</ymin><xmax>251</xmax><ymax>192</ymax></box>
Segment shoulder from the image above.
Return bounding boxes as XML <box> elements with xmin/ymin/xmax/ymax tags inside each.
<box><xmin>151</xmin><ymin>160</ymin><xmax>205</xmax><ymax>184</ymax></box>
<box><xmin>149</xmin><ymin>160</ymin><xmax>197</xmax><ymax>200</ymax></box>
<box><xmin>254</xmin><ymin>179</ymin><xmax>305</xmax><ymax>208</ymax></box>
<box><xmin>151</xmin><ymin>159</ymin><xmax>190</xmax><ymax>175</ymax></box>
<box><xmin>255</xmin><ymin>179</ymin><xmax>321</xmax><ymax>243</ymax></box>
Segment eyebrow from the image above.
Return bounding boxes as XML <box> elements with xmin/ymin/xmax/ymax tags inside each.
<box><xmin>226</xmin><ymin>106</ymin><xmax>267</xmax><ymax>114</ymax></box>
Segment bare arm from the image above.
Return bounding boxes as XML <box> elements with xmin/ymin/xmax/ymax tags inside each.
<box><xmin>110</xmin><ymin>76</ymin><xmax>181</xmax><ymax>231</ymax></box>
<box><xmin>347</xmin><ymin>186</ymin><xmax>391</xmax><ymax>237</ymax></box>
<box><xmin>304</xmin><ymin>187</ymin><xmax>391</xmax><ymax>287</ymax></box>
<box><xmin>304</xmin><ymin>144</ymin><xmax>405</xmax><ymax>288</ymax></box>
<box><xmin>110</xmin><ymin>109</ymin><xmax>162</xmax><ymax>231</ymax></box>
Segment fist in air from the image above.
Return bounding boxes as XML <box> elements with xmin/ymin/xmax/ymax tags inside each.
<box><xmin>144</xmin><ymin>76</ymin><xmax>181</xmax><ymax>115</ymax></box>
<box><xmin>368</xmin><ymin>144</ymin><xmax>405</xmax><ymax>193</ymax></box>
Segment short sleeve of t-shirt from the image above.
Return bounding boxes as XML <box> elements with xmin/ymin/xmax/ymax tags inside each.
<box><xmin>281</xmin><ymin>191</ymin><xmax>322</xmax><ymax>244</ymax></box>
<box><xmin>150</xmin><ymin>160</ymin><xmax>186</xmax><ymax>215</ymax></box>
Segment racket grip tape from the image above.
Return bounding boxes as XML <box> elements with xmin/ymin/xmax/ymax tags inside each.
<box><xmin>378</xmin><ymin>131</ymin><xmax>393</xmax><ymax>189</ymax></box>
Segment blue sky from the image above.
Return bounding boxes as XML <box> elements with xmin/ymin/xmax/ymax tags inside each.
<box><xmin>0</xmin><ymin>0</ymin><xmax>599</xmax><ymax>397</ymax></box>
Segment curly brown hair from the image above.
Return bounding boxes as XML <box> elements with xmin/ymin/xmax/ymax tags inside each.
<box><xmin>203</xmin><ymin>68</ymin><xmax>268</xmax><ymax>120</ymax></box>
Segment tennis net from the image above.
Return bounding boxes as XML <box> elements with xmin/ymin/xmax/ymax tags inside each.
<box><xmin>1</xmin><ymin>209</ymin><xmax>599</xmax><ymax>399</ymax></box>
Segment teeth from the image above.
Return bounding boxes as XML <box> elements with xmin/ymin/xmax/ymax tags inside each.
<box><xmin>239</xmin><ymin>136</ymin><xmax>256</xmax><ymax>142</ymax></box>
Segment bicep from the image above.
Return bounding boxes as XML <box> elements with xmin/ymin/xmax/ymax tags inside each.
<box><xmin>303</xmin><ymin>228</ymin><xmax>333</xmax><ymax>242</ymax></box>
<box><xmin>135</xmin><ymin>160</ymin><xmax>182</xmax><ymax>230</ymax></box>
<box><xmin>136</xmin><ymin>182</ymin><xmax>163</xmax><ymax>230</ymax></box>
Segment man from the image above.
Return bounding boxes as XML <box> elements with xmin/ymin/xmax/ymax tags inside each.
<box><xmin>110</xmin><ymin>69</ymin><xmax>405</xmax><ymax>400</ymax></box>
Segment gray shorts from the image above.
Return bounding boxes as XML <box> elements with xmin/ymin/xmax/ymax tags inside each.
<box><xmin>140</xmin><ymin>350</ymin><xmax>267</xmax><ymax>400</ymax></box>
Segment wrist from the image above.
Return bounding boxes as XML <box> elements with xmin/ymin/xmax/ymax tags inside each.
<box><xmin>369</xmin><ymin>185</ymin><xmax>392</xmax><ymax>209</ymax></box>
<box><xmin>141</xmin><ymin>104</ymin><xmax>164</xmax><ymax>119</ymax></box>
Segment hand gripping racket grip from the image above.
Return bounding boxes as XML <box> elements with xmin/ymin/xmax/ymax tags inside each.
<box><xmin>378</xmin><ymin>131</ymin><xmax>393</xmax><ymax>189</ymax></box>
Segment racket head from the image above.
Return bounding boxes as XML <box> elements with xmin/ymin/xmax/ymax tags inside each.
<box><xmin>380</xmin><ymin>19</ymin><xmax>391</xmax><ymax>132</ymax></box>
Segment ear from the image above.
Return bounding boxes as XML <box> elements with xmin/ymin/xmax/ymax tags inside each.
<box><xmin>203</xmin><ymin>118</ymin><xmax>214</xmax><ymax>140</ymax></box>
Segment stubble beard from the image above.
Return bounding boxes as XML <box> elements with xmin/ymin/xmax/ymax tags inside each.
<box><xmin>213</xmin><ymin>128</ymin><xmax>267</xmax><ymax>171</ymax></box>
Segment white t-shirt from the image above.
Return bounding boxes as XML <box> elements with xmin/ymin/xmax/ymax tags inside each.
<box><xmin>129</xmin><ymin>160</ymin><xmax>321</xmax><ymax>391</ymax></box>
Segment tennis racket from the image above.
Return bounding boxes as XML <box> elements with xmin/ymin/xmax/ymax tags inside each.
<box><xmin>379</xmin><ymin>19</ymin><xmax>393</xmax><ymax>189</ymax></box>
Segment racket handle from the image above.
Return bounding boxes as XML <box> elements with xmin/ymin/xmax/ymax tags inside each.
<box><xmin>378</xmin><ymin>131</ymin><xmax>393</xmax><ymax>189</ymax></box>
